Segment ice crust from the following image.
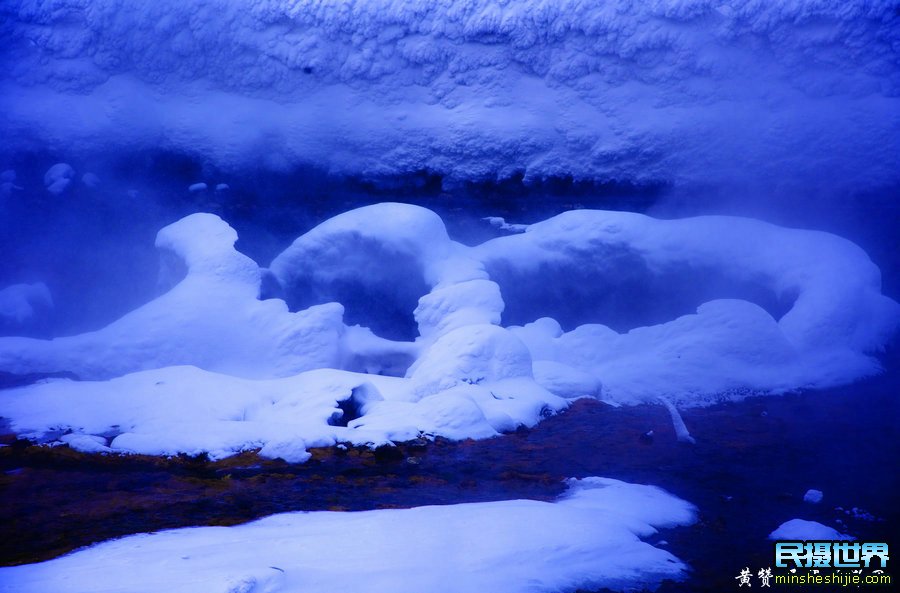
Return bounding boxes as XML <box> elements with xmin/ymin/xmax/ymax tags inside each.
<box><xmin>0</xmin><ymin>477</ymin><xmax>697</xmax><ymax>593</ymax></box>
<box><xmin>0</xmin><ymin>203</ymin><xmax>897</xmax><ymax>461</ymax></box>
<box><xmin>1</xmin><ymin>1</ymin><xmax>897</xmax><ymax>191</ymax></box>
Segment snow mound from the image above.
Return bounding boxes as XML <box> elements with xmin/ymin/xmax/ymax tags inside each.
<box><xmin>0</xmin><ymin>364</ymin><xmax>565</xmax><ymax>460</ymax></box>
<box><xmin>768</xmin><ymin>519</ymin><xmax>853</xmax><ymax>541</ymax></box>
<box><xmin>0</xmin><ymin>214</ymin><xmax>354</xmax><ymax>379</ymax></box>
<box><xmin>1</xmin><ymin>1</ymin><xmax>897</xmax><ymax>191</ymax></box>
<box><xmin>274</xmin><ymin>204</ymin><xmax>899</xmax><ymax>404</ymax></box>
<box><xmin>803</xmin><ymin>489</ymin><xmax>824</xmax><ymax>504</ymax></box>
<box><xmin>0</xmin><ymin>204</ymin><xmax>897</xmax><ymax>458</ymax></box>
<box><xmin>43</xmin><ymin>163</ymin><xmax>75</xmax><ymax>195</ymax></box>
<box><xmin>487</xmin><ymin>210</ymin><xmax>900</xmax><ymax>404</ymax></box>
<box><xmin>272</xmin><ymin>204</ymin><xmax>457</xmax><ymax>334</ymax></box>
<box><xmin>0</xmin><ymin>477</ymin><xmax>697</xmax><ymax>593</ymax></box>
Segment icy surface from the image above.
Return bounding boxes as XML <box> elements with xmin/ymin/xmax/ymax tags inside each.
<box><xmin>0</xmin><ymin>477</ymin><xmax>697</xmax><ymax>593</ymax></box>
<box><xmin>1</xmin><ymin>1</ymin><xmax>897</xmax><ymax>191</ymax></box>
<box><xmin>768</xmin><ymin>519</ymin><xmax>853</xmax><ymax>541</ymax></box>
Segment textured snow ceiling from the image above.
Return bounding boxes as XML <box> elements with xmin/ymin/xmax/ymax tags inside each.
<box><xmin>1</xmin><ymin>0</ymin><xmax>898</xmax><ymax>191</ymax></box>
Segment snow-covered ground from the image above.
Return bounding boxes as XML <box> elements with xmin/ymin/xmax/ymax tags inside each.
<box><xmin>1</xmin><ymin>1</ymin><xmax>897</xmax><ymax>193</ymax></box>
<box><xmin>0</xmin><ymin>204</ymin><xmax>896</xmax><ymax>461</ymax></box>
<box><xmin>0</xmin><ymin>477</ymin><xmax>697</xmax><ymax>593</ymax></box>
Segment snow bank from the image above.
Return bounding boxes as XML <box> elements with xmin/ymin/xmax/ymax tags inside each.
<box><xmin>768</xmin><ymin>519</ymin><xmax>853</xmax><ymax>541</ymax></box>
<box><xmin>0</xmin><ymin>364</ymin><xmax>565</xmax><ymax>460</ymax></box>
<box><xmin>490</xmin><ymin>210</ymin><xmax>900</xmax><ymax>404</ymax></box>
<box><xmin>0</xmin><ymin>477</ymin><xmax>697</xmax><ymax>593</ymax></box>
<box><xmin>0</xmin><ymin>204</ymin><xmax>897</xmax><ymax>458</ymax></box>
<box><xmin>803</xmin><ymin>489</ymin><xmax>824</xmax><ymax>504</ymax></box>
<box><xmin>0</xmin><ymin>207</ymin><xmax>566</xmax><ymax>453</ymax></box>
<box><xmin>275</xmin><ymin>204</ymin><xmax>899</xmax><ymax>405</ymax></box>
<box><xmin>1</xmin><ymin>1</ymin><xmax>897</xmax><ymax>191</ymax></box>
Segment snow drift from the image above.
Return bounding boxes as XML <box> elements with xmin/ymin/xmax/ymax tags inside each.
<box><xmin>0</xmin><ymin>477</ymin><xmax>697</xmax><ymax>593</ymax></box>
<box><xmin>1</xmin><ymin>0</ymin><xmax>897</xmax><ymax>192</ymax></box>
<box><xmin>0</xmin><ymin>203</ymin><xmax>897</xmax><ymax>461</ymax></box>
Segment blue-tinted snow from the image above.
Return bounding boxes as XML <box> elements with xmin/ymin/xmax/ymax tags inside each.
<box><xmin>0</xmin><ymin>204</ymin><xmax>896</xmax><ymax>462</ymax></box>
<box><xmin>0</xmin><ymin>477</ymin><xmax>697</xmax><ymax>593</ymax></box>
<box><xmin>0</xmin><ymin>1</ymin><xmax>896</xmax><ymax>193</ymax></box>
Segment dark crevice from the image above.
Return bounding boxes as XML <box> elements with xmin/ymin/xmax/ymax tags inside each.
<box><xmin>327</xmin><ymin>387</ymin><xmax>368</xmax><ymax>428</ymax></box>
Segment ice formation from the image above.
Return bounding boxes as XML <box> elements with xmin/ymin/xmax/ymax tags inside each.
<box><xmin>0</xmin><ymin>477</ymin><xmax>697</xmax><ymax>593</ymax></box>
<box><xmin>0</xmin><ymin>203</ymin><xmax>897</xmax><ymax>461</ymax></box>
<box><xmin>1</xmin><ymin>1</ymin><xmax>897</xmax><ymax>192</ymax></box>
